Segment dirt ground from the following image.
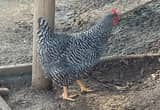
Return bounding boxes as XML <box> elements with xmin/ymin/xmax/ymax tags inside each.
<box><xmin>0</xmin><ymin>0</ymin><xmax>159</xmax><ymax>66</ymax></box>
<box><xmin>0</xmin><ymin>0</ymin><xmax>160</xmax><ymax>110</ymax></box>
<box><xmin>5</xmin><ymin>57</ymin><xmax>160</xmax><ymax>110</ymax></box>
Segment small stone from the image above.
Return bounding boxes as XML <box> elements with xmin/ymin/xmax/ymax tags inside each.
<box><xmin>151</xmin><ymin>74</ymin><xmax>159</xmax><ymax>80</ymax></box>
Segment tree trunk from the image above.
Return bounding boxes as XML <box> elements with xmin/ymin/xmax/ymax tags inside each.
<box><xmin>32</xmin><ymin>0</ymin><xmax>55</xmax><ymax>89</ymax></box>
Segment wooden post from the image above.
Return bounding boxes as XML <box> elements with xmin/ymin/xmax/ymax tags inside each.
<box><xmin>32</xmin><ymin>0</ymin><xmax>55</xmax><ymax>89</ymax></box>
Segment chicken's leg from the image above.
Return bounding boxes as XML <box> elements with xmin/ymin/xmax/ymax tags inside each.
<box><xmin>76</xmin><ymin>80</ymin><xmax>93</xmax><ymax>93</ymax></box>
<box><xmin>62</xmin><ymin>86</ymin><xmax>78</xmax><ymax>101</ymax></box>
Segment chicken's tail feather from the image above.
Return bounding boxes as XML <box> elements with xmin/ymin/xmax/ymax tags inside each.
<box><xmin>38</xmin><ymin>17</ymin><xmax>49</xmax><ymax>29</ymax></box>
<box><xmin>37</xmin><ymin>17</ymin><xmax>49</xmax><ymax>37</ymax></box>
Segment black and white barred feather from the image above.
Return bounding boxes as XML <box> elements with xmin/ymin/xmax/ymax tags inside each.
<box><xmin>37</xmin><ymin>13</ymin><xmax>114</xmax><ymax>86</ymax></box>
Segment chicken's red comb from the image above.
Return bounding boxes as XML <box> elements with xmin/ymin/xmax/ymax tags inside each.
<box><xmin>111</xmin><ymin>8</ymin><xmax>118</xmax><ymax>14</ymax></box>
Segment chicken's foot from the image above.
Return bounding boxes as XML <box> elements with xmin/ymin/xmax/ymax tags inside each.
<box><xmin>62</xmin><ymin>86</ymin><xmax>78</xmax><ymax>101</ymax></box>
<box><xmin>76</xmin><ymin>80</ymin><xmax>93</xmax><ymax>93</ymax></box>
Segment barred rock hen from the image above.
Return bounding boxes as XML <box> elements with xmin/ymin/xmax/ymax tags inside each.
<box><xmin>37</xmin><ymin>9</ymin><xmax>119</xmax><ymax>101</ymax></box>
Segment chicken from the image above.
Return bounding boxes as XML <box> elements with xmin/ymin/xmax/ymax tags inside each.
<box><xmin>37</xmin><ymin>8</ymin><xmax>119</xmax><ymax>101</ymax></box>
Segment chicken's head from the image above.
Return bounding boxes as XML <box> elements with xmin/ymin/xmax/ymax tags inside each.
<box><xmin>111</xmin><ymin>8</ymin><xmax>119</xmax><ymax>26</ymax></box>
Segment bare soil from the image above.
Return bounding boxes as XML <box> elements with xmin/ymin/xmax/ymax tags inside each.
<box><xmin>0</xmin><ymin>0</ymin><xmax>160</xmax><ymax>110</ymax></box>
<box><xmin>6</xmin><ymin>57</ymin><xmax>160</xmax><ymax>110</ymax></box>
<box><xmin>0</xmin><ymin>0</ymin><xmax>159</xmax><ymax>66</ymax></box>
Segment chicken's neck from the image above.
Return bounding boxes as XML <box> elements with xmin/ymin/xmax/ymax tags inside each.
<box><xmin>85</xmin><ymin>14</ymin><xmax>113</xmax><ymax>40</ymax></box>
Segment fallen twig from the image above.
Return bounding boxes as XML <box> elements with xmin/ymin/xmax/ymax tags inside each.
<box><xmin>0</xmin><ymin>88</ymin><xmax>9</xmax><ymax>96</ymax></box>
<box><xmin>101</xmin><ymin>53</ymin><xmax>160</xmax><ymax>61</ymax></box>
<box><xmin>0</xmin><ymin>53</ymin><xmax>159</xmax><ymax>76</ymax></box>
